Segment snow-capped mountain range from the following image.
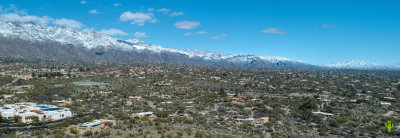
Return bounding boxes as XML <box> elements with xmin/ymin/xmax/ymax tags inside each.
<box><xmin>324</xmin><ymin>60</ymin><xmax>400</xmax><ymax>70</ymax></box>
<box><xmin>0</xmin><ymin>21</ymin><xmax>293</xmax><ymax>63</ymax></box>
<box><xmin>0</xmin><ymin>21</ymin><xmax>398</xmax><ymax>70</ymax></box>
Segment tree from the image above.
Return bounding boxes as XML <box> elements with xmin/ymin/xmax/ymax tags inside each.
<box><xmin>13</xmin><ymin>116</ymin><xmax>21</xmax><ymax>123</ymax></box>
<box><xmin>299</xmin><ymin>99</ymin><xmax>318</xmax><ymax>111</ymax></box>
<box><xmin>155</xmin><ymin>110</ymin><xmax>169</xmax><ymax>118</ymax></box>
<box><xmin>295</xmin><ymin>98</ymin><xmax>319</xmax><ymax>122</ymax></box>
<box><xmin>83</xmin><ymin>130</ymin><xmax>93</xmax><ymax>136</ymax></box>
<box><xmin>195</xmin><ymin>131</ymin><xmax>203</xmax><ymax>138</ymax></box>
<box><xmin>0</xmin><ymin>114</ymin><xmax>6</xmax><ymax>123</ymax></box>
<box><xmin>99</xmin><ymin>131</ymin><xmax>111</xmax><ymax>137</ymax></box>
<box><xmin>53</xmin><ymin>129</ymin><xmax>65</xmax><ymax>138</ymax></box>
<box><xmin>70</xmin><ymin>127</ymin><xmax>79</xmax><ymax>134</ymax></box>
<box><xmin>185</xmin><ymin>128</ymin><xmax>192</xmax><ymax>136</ymax></box>
<box><xmin>0</xmin><ymin>127</ymin><xmax>9</xmax><ymax>134</ymax></box>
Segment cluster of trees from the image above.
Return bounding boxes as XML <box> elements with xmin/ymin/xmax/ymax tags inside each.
<box><xmin>32</xmin><ymin>72</ymin><xmax>65</xmax><ymax>78</ymax></box>
<box><xmin>0</xmin><ymin>76</ymin><xmax>13</xmax><ymax>85</ymax></box>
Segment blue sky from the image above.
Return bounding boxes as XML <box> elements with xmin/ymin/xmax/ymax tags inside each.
<box><xmin>0</xmin><ymin>0</ymin><xmax>399</xmax><ymax>65</ymax></box>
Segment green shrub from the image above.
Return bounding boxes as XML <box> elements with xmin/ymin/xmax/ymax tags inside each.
<box><xmin>83</xmin><ymin>130</ymin><xmax>93</xmax><ymax>136</ymax></box>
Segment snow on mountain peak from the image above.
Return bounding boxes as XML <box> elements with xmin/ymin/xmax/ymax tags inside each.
<box><xmin>1</xmin><ymin>21</ymin><xmax>398</xmax><ymax>70</ymax></box>
<box><xmin>0</xmin><ymin>21</ymin><xmax>136</xmax><ymax>51</ymax></box>
<box><xmin>0</xmin><ymin>21</ymin><xmax>305</xmax><ymax>65</ymax></box>
<box><xmin>125</xmin><ymin>39</ymin><xmax>145</xmax><ymax>44</ymax></box>
<box><xmin>324</xmin><ymin>60</ymin><xmax>399</xmax><ymax>70</ymax></box>
<box><xmin>324</xmin><ymin>60</ymin><xmax>378</xmax><ymax>68</ymax></box>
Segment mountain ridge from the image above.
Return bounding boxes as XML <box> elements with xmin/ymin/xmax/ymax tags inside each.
<box><xmin>0</xmin><ymin>21</ymin><xmax>398</xmax><ymax>70</ymax></box>
<box><xmin>324</xmin><ymin>60</ymin><xmax>400</xmax><ymax>70</ymax></box>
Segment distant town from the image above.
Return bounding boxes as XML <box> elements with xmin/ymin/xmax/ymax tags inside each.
<box><xmin>0</xmin><ymin>57</ymin><xmax>399</xmax><ymax>137</ymax></box>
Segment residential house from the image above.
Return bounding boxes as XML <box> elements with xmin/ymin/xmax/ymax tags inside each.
<box><xmin>52</xmin><ymin>99</ymin><xmax>72</xmax><ymax>107</ymax></box>
<box><xmin>312</xmin><ymin>112</ymin><xmax>339</xmax><ymax>117</ymax></box>
<box><xmin>380</xmin><ymin>101</ymin><xmax>391</xmax><ymax>107</ymax></box>
<box><xmin>235</xmin><ymin>118</ymin><xmax>256</xmax><ymax>124</ymax></box>
<box><xmin>133</xmin><ymin>112</ymin><xmax>158</xmax><ymax>119</ymax></box>
<box><xmin>258</xmin><ymin>117</ymin><xmax>269</xmax><ymax>123</ymax></box>
<box><xmin>185</xmin><ymin>106</ymin><xmax>194</xmax><ymax>110</ymax></box>
<box><xmin>77</xmin><ymin>119</ymin><xmax>115</xmax><ymax>134</ymax></box>
<box><xmin>231</xmin><ymin>97</ymin><xmax>244</xmax><ymax>103</ymax></box>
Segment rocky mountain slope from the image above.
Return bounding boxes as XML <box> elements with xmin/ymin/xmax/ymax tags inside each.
<box><xmin>0</xmin><ymin>21</ymin><xmax>320</xmax><ymax>69</ymax></box>
<box><xmin>0</xmin><ymin>21</ymin><xmax>398</xmax><ymax>70</ymax></box>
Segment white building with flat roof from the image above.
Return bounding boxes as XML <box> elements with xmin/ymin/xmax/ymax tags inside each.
<box><xmin>77</xmin><ymin>119</ymin><xmax>115</xmax><ymax>134</ymax></box>
<box><xmin>0</xmin><ymin>102</ymin><xmax>72</xmax><ymax>123</ymax></box>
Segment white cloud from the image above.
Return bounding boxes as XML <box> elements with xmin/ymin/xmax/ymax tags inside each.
<box><xmin>321</xmin><ymin>24</ymin><xmax>336</xmax><ymax>28</ymax></box>
<box><xmin>185</xmin><ymin>31</ymin><xmax>208</xmax><ymax>36</ymax></box>
<box><xmin>53</xmin><ymin>18</ymin><xmax>83</xmax><ymax>29</ymax></box>
<box><xmin>0</xmin><ymin>5</ymin><xmax>84</xmax><ymax>30</ymax></box>
<box><xmin>2</xmin><ymin>4</ymin><xmax>27</xmax><ymax>15</ymax></box>
<box><xmin>211</xmin><ymin>33</ymin><xmax>227</xmax><ymax>40</ymax></box>
<box><xmin>148</xmin><ymin>8</ymin><xmax>154</xmax><ymax>12</ymax></box>
<box><xmin>89</xmin><ymin>9</ymin><xmax>100</xmax><ymax>14</ymax></box>
<box><xmin>169</xmin><ymin>12</ymin><xmax>184</xmax><ymax>17</ymax></box>
<box><xmin>113</xmin><ymin>3</ymin><xmax>121</xmax><ymax>7</ymax></box>
<box><xmin>261</xmin><ymin>28</ymin><xmax>287</xmax><ymax>34</ymax></box>
<box><xmin>99</xmin><ymin>28</ymin><xmax>128</xmax><ymax>36</ymax></box>
<box><xmin>0</xmin><ymin>13</ymin><xmax>52</xmax><ymax>25</ymax></box>
<box><xmin>134</xmin><ymin>32</ymin><xmax>148</xmax><ymax>38</ymax></box>
<box><xmin>80</xmin><ymin>1</ymin><xmax>87</xmax><ymax>4</ymax></box>
<box><xmin>120</xmin><ymin>11</ymin><xmax>157</xmax><ymax>26</ymax></box>
<box><xmin>195</xmin><ymin>31</ymin><xmax>208</xmax><ymax>35</ymax></box>
<box><xmin>157</xmin><ymin>8</ymin><xmax>170</xmax><ymax>14</ymax></box>
<box><xmin>174</xmin><ymin>21</ymin><xmax>200</xmax><ymax>29</ymax></box>
<box><xmin>211</xmin><ymin>36</ymin><xmax>220</xmax><ymax>40</ymax></box>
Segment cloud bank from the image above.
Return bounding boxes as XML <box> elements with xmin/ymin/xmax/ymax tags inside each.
<box><xmin>120</xmin><ymin>11</ymin><xmax>157</xmax><ymax>26</ymax></box>
<box><xmin>174</xmin><ymin>21</ymin><xmax>200</xmax><ymax>29</ymax></box>
<box><xmin>261</xmin><ymin>28</ymin><xmax>287</xmax><ymax>34</ymax></box>
<box><xmin>134</xmin><ymin>32</ymin><xmax>148</xmax><ymax>38</ymax></box>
